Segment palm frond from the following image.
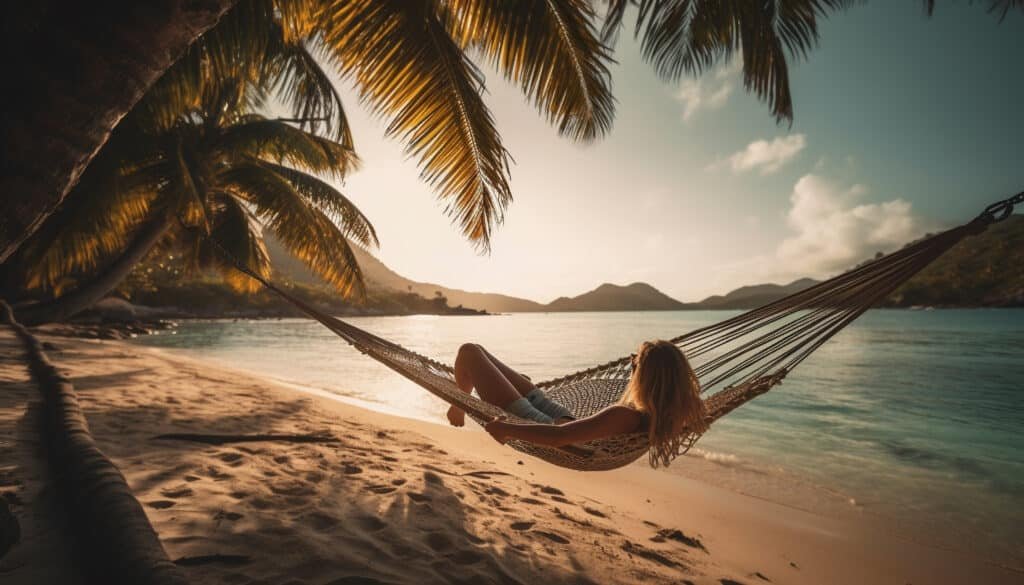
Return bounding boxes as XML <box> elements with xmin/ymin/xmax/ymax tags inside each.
<box><xmin>599</xmin><ymin>0</ymin><xmax>633</xmax><ymax>45</ymax></box>
<box><xmin>200</xmin><ymin>196</ymin><xmax>273</xmax><ymax>294</ymax></box>
<box><xmin>922</xmin><ymin>0</ymin><xmax>1024</xmax><ymax>21</ymax></box>
<box><xmin>627</xmin><ymin>0</ymin><xmax>857</xmax><ymax>123</ymax></box>
<box><xmin>137</xmin><ymin>0</ymin><xmax>278</xmax><ymax>132</ymax></box>
<box><xmin>19</xmin><ymin>155</ymin><xmax>162</xmax><ymax>292</ymax></box>
<box><xmin>143</xmin><ymin>0</ymin><xmax>352</xmax><ymax>140</ymax></box>
<box><xmin>171</xmin><ymin>132</ymin><xmax>212</xmax><ymax>230</ymax></box>
<box><xmin>216</xmin><ymin>116</ymin><xmax>358</xmax><ymax>176</ymax></box>
<box><xmin>219</xmin><ymin>161</ymin><xmax>366</xmax><ymax>296</ymax></box>
<box><xmin>260</xmin><ymin>162</ymin><xmax>378</xmax><ymax>249</ymax></box>
<box><xmin>450</xmin><ymin>0</ymin><xmax>616</xmax><ymax>142</ymax></box>
<box><xmin>264</xmin><ymin>31</ymin><xmax>354</xmax><ymax>145</ymax></box>
<box><xmin>316</xmin><ymin>0</ymin><xmax>512</xmax><ymax>250</ymax></box>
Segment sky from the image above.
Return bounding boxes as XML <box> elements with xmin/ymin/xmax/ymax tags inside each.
<box><xmin>317</xmin><ymin>2</ymin><xmax>1023</xmax><ymax>304</ymax></box>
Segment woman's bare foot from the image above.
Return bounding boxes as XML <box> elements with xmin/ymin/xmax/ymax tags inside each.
<box><xmin>446</xmin><ymin>405</ymin><xmax>466</xmax><ymax>427</ymax></box>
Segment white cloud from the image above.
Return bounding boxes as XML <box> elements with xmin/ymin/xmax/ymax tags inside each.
<box><xmin>713</xmin><ymin>174</ymin><xmax>931</xmax><ymax>287</ymax></box>
<box><xmin>725</xmin><ymin>134</ymin><xmax>806</xmax><ymax>174</ymax></box>
<box><xmin>674</xmin><ymin>60</ymin><xmax>741</xmax><ymax>121</ymax></box>
<box><xmin>777</xmin><ymin>174</ymin><xmax>926</xmax><ymax>275</ymax></box>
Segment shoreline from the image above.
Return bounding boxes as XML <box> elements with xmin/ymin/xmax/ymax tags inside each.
<box><xmin>7</xmin><ymin>334</ymin><xmax>1015</xmax><ymax>584</ymax></box>
<box><xmin>193</xmin><ymin>348</ymin><xmax>1024</xmax><ymax>577</ymax></box>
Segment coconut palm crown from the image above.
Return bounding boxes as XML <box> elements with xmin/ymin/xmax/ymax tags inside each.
<box><xmin>13</xmin><ymin>67</ymin><xmax>375</xmax><ymax>324</ymax></box>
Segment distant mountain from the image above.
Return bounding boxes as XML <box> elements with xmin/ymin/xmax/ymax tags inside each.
<box><xmin>265</xmin><ymin>214</ymin><xmax>1024</xmax><ymax>313</ymax></box>
<box><xmin>546</xmin><ymin>282</ymin><xmax>687</xmax><ymax>312</ymax></box>
<box><xmin>692</xmin><ymin>278</ymin><xmax>820</xmax><ymax>310</ymax></box>
<box><xmin>264</xmin><ymin>235</ymin><xmax>544</xmax><ymax>312</ymax></box>
<box><xmin>349</xmin><ymin>247</ymin><xmax>546</xmax><ymax>313</ymax></box>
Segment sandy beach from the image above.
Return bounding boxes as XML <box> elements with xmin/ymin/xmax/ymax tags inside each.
<box><xmin>2</xmin><ymin>332</ymin><xmax>1020</xmax><ymax>585</ymax></box>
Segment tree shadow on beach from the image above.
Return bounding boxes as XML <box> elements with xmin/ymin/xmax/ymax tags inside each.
<box><xmin>80</xmin><ymin>400</ymin><xmax>614</xmax><ymax>585</ymax></box>
<box><xmin>0</xmin><ymin>343</ymin><xmax>85</xmax><ymax>584</ymax></box>
<box><xmin>51</xmin><ymin>335</ymin><xmax>704</xmax><ymax>585</ymax></box>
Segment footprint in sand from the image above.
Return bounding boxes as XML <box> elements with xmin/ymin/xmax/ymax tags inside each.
<box><xmin>205</xmin><ymin>466</ymin><xmax>233</xmax><ymax>481</ymax></box>
<box><xmin>273</xmin><ymin>455</ymin><xmax>291</xmax><ymax>464</ymax></box>
<box><xmin>651</xmin><ymin>528</ymin><xmax>707</xmax><ymax>552</ymax></box>
<box><xmin>535</xmin><ymin>531</ymin><xmax>570</xmax><ymax>544</ymax></box>
<box><xmin>519</xmin><ymin>497</ymin><xmax>544</xmax><ymax>506</ymax></box>
<box><xmin>269</xmin><ymin>481</ymin><xmax>316</xmax><ymax>496</ymax></box>
<box><xmin>407</xmin><ymin>492</ymin><xmax>431</xmax><ymax>503</ymax></box>
<box><xmin>365</xmin><ymin>484</ymin><xmax>397</xmax><ymax>495</ymax></box>
<box><xmin>536</xmin><ymin>485</ymin><xmax>564</xmax><ymax>496</ymax></box>
<box><xmin>391</xmin><ymin>478</ymin><xmax>407</xmax><ymax>486</ymax></box>
<box><xmin>510</xmin><ymin>521</ymin><xmax>535</xmax><ymax>531</ymax></box>
<box><xmin>342</xmin><ymin>464</ymin><xmax>363</xmax><ymax>475</ymax></box>
<box><xmin>214</xmin><ymin>511</ymin><xmax>244</xmax><ymax>522</ymax></box>
<box><xmin>147</xmin><ymin>500</ymin><xmax>176</xmax><ymax>509</ymax></box>
<box><xmin>218</xmin><ymin>452</ymin><xmax>245</xmax><ymax>466</ymax></box>
<box><xmin>425</xmin><ymin>531</ymin><xmax>454</xmax><ymax>552</ymax></box>
<box><xmin>582</xmin><ymin>506</ymin><xmax>607</xmax><ymax>518</ymax></box>
<box><xmin>248</xmin><ymin>498</ymin><xmax>273</xmax><ymax>510</ymax></box>
<box><xmin>161</xmin><ymin>486</ymin><xmax>194</xmax><ymax>499</ymax></box>
<box><xmin>303</xmin><ymin>511</ymin><xmax>339</xmax><ymax>531</ymax></box>
<box><xmin>355</xmin><ymin>515</ymin><xmax>387</xmax><ymax>533</ymax></box>
<box><xmin>621</xmin><ymin>541</ymin><xmax>680</xmax><ymax>568</ymax></box>
<box><xmin>183</xmin><ymin>475</ymin><xmax>202</xmax><ymax>483</ymax></box>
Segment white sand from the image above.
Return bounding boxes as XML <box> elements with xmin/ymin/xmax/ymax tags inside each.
<box><xmin>2</xmin><ymin>333</ymin><xmax>1019</xmax><ymax>584</ymax></box>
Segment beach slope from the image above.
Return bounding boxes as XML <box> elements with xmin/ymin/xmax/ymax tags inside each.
<box><xmin>4</xmin><ymin>335</ymin><xmax>1017</xmax><ymax>585</ymax></box>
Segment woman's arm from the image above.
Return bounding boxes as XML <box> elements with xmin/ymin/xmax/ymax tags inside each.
<box><xmin>484</xmin><ymin>406</ymin><xmax>641</xmax><ymax>447</ymax></box>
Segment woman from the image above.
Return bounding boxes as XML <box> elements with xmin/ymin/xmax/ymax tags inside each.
<box><xmin>447</xmin><ymin>340</ymin><xmax>709</xmax><ymax>467</ymax></box>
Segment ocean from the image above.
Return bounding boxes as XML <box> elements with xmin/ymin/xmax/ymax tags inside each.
<box><xmin>129</xmin><ymin>308</ymin><xmax>1024</xmax><ymax>569</ymax></box>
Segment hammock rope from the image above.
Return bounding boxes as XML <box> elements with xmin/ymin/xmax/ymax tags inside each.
<box><xmin>197</xmin><ymin>191</ymin><xmax>1021</xmax><ymax>471</ymax></box>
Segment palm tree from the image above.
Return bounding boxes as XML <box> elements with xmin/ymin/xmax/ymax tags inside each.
<box><xmin>196</xmin><ymin>0</ymin><xmax>618</xmax><ymax>250</ymax></box>
<box><xmin>5</xmin><ymin>1</ymin><xmax>1020</xmax><ymax>265</ymax></box>
<box><xmin>599</xmin><ymin>0</ymin><xmax>862</xmax><ymax>123</ymax></box>
<box><xmin>0</xmin><ymin>1</ymin><xmax>236</xmax><ymax>264</ymax></box>
<box><xmin>1</xmin><ymin>0</ymin><xmax>617</xmax><ymax>262</ymax></box>
<box><xmin>13</xmin><ymin>74</ymin><xmax>375</xmax><ymax>325</ymax></box>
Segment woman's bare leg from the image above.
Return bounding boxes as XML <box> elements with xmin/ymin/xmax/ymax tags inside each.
<box><xmin>473</xmin><ymin>345</ymin><xmax>537</xmax><ymax>395</ymax></box>
<box><xmin>473</xmin><ymin>345</ymin><xmax>574</xmax><ymax>424</ymax></box>
<box><xmin>448</xmin><ymin>343</ymin><xmax>526</xmax><ymax>427</ymax></box>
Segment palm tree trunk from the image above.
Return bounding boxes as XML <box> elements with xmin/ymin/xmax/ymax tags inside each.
<box><xmin>17</xmin><ymin>215</ymin><xmax>174</xmax><ymax>325</ymax></box>
<box><xmin>0</xmin><ymin>1</ymin><xmax>235</xmax><ymax>264</ymax></box>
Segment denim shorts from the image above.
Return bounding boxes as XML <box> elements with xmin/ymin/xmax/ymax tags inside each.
<box><xmin>504</xmin><ymin>388</ymin><xmax>573</xmax><ymax>423</ymax></box>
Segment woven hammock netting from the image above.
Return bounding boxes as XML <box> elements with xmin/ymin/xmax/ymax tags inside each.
<box><xmin>214</xmin><ymin>192</ymin><xmax>1021</xmax><ymax>471</ymax></box>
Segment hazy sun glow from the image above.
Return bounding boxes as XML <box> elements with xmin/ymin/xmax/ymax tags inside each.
<box><xmin>307</xmin><ymin>3</ymin><xmax>1022</xmax><ymax>303</ymax></box>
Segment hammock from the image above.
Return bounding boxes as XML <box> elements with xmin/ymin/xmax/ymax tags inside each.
<box><xmin>211</xmin><ymin>192</ymin><xmax>1021</xmax><ymax>471</ymax></box>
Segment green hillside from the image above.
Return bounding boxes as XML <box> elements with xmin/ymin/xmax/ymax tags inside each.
<box><xmin>887</xmin><ymin>214</ymin><xmax>1024</xmax><ymax>307</ymax></box>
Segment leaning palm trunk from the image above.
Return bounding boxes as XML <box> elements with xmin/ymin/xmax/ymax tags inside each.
<box><xmin>0</xmin><ymin>1</ymin><xmax>235</xmax><ymax>264</ymax></box>
<box><xmin>17</xmin><ymin>215</ymin><xmax>174</xmax><ymax>325</ymax></box>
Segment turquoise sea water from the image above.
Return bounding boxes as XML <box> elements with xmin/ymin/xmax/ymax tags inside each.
<box><xmin>130</xmin><ymin>309</ymin><xmax>1024</xmax><ymax>567</ymax></box>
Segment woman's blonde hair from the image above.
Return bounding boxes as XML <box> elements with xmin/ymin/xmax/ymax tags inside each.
<box><xmin>620</xmin><ymin>340</ymin><xmax>709</xmax><ymax>467</ymax></box>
